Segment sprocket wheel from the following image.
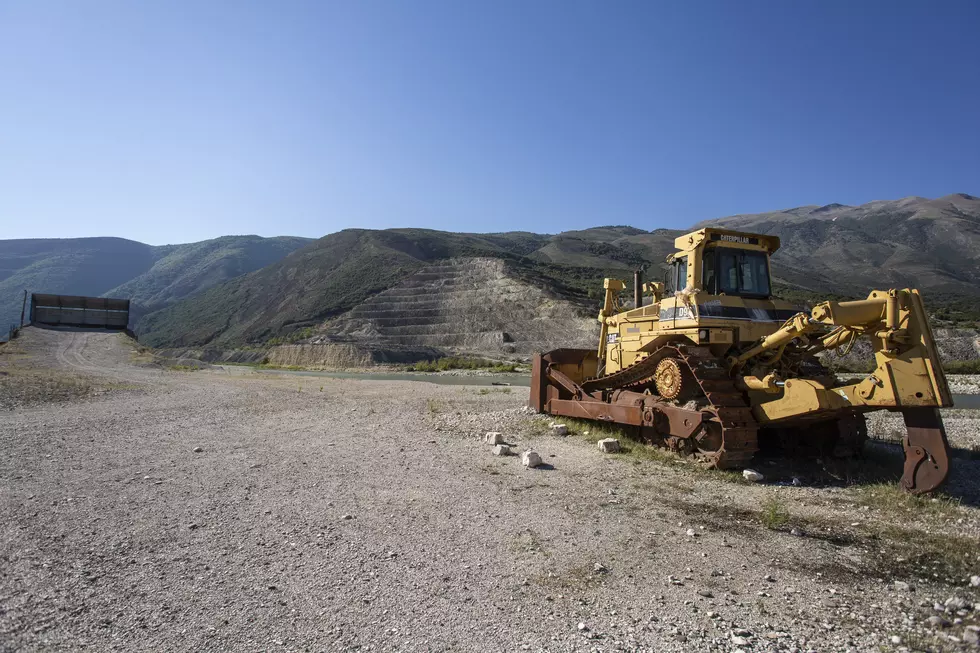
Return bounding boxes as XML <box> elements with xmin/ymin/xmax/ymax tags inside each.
<box><xmin>654</xmin><ymin>357</ymin><xmax>690</xmax><ymax>400</ymax></box>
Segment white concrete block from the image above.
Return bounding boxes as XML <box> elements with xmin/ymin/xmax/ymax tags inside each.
<box><xmin>485</xmin><ymin>432</ymin><xmax>504</xmax><ymax>445</ymax></box>
<box><xmin>597</xmin><ymin>438</ymin><xmax>620</xmax><ymax>453</ymax></box>
<box><xmin>522</xmin><ymin>450</ymin><xmax>543</xmax><ymax>468</ymax></box>
<box><xmin>493</xmin><ymin>444</ymin><xmax>511</xmax><ymax>456</ymax></box>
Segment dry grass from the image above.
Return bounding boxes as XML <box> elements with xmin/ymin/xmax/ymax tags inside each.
<box><xmin>667</xmin><ymin>490</ymin><xmax>980</xmax><ymax>583</ymax></box>
<box><xmin>476</xmin><ymin>387</ymin><xmax>512</xmax><ymax>395</ymax></box>
<box><xmin>530</xmin><ymin>415</ymin><xmax>746</xmax><ymax>485</ymax></box>
<box><xmin>545</xmin><ymin>416</ymin><xmax>679</xmax><ymax>464</ymax></box>
<box><xmin>128</xmin><ymin>345</ymin><xmax>157</xmax><ymax>365</ymax></box>
<box><xmin>870</xmin><ymin>524</ymin><xmax>980</xmax><ymax>582</ymax></box>
<box><xmin>760</xmin><ymin>495</ymin><xmax>791</xmax><ymax>530</ymax></box>
<box><xmin>0</xmin><ymin>368</ymin><xmax>97</xmax><ymax>409</ymax></box>
<box><xmin>850</xmin><ymin>482</ymin><xmax>963</xmax><ymax>520</ymax></box>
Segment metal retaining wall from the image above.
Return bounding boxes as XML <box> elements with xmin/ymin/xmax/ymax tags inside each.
<box><xmin>30</xmin><ymin>294</ymin><xmax>130</xmax><ymax>330</ymax></box>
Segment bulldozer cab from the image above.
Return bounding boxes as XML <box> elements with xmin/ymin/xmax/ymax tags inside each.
<box><xmin>598</xmin><ymin>227</ymin><xmax>790</xmax><ymax>374</ymax></box>
<box><xmin>652</xmin><ymin>229</ymin><xmax>791</xmax><ymax>340</ymax></box>
<box><xmin>666</xmin><ymin>229</ymin><xmax>779</xmax><ymax>298</ymax></box>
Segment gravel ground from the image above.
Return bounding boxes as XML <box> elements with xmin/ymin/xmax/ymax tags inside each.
<box><xmin>2</xmin><ymin>328</ymin><xmax>980</xmax><ymax>652</ymax></box>
<box><xmin>949</xmin><ymin>376</ymin><xmax>980</xmax><ymax>396</ymax></box>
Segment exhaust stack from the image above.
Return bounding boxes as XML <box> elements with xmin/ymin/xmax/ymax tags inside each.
<box><xmin>634</xmin><ymin>269</ymin><xmax>643</xmax><ymax>308</ymax></box>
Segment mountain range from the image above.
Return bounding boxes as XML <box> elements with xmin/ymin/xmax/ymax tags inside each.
<box><xmin>2</xmin><ymin>194</ymin><xmax>977</xmax><ymax>353</ymax></box>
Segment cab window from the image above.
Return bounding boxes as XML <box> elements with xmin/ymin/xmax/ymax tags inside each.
<box><xmin>713</xmin><ymin>248</ymin><xmax>771</xmax><ymax>298</ymax></box>
<box><xmin>663</xmin><ymin>256</ymin><xmax>688</xmax><ymax>294</ymax></box>
<box><xmin>740</xmin><ymin>252</ymin><xmax>770</xmax><ymax>296</ymax></box>
<box><xmin>719</xmin><ymin>250</ymin><xmax>739</xmax><ymax>294</ymax></box>
<box><xmin>702</xmin><ymin>250</ymin><xmax>716</xmax><ymax>294</ymax></box>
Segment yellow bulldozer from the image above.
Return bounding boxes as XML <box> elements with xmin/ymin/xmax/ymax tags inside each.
<box><xmin>530</xmin><ymin>227</ymin><xmax>953</xmax><ymax>493</ymax></box>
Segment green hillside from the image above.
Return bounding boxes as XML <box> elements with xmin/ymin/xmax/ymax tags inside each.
<box><xmin>0</xmin><ymin>235</ymin><xmax>309</xmax><ymax>335</ymax></box>
<box><xmin>138</xmin><ymin>195</ymin><xmax>980</xmax><ymax>349</ymax></box>
<box><xmin>6</xmin><ymin>194</ymin><xmax>979</xmax><ymax>347</ymax></box>
<box><xmin>106</xmin><ymin>235</ymin><xmax>310</xmax><ymax>317</ymax></box>
<box><xmin>138</xmin><ymin>229</ymin><xmax>596</xmax><ymax>347</ymax></box>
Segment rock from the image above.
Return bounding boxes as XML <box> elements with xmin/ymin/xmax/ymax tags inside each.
<box><xmin>946</xmin><ymin>597</ymin><xmax>968</xmax><ymax>610</ymax></box>
<box><xmin>577</xmin><ymin>622</ymin><xmax>588</xmax><ymax>631</ymax></box>
<box><xmin>193</xmin><ymin>446</ymin><xmax>203</xmax><ymax>453</ymax></box>
<box><xmin>927</xmin><ymin>615</ymin><xmax>950</xmax><ymax>628</ymax></box>
<box><xmin>971</xmin><ymin>575</ymin><xmax>980</xmax><ymax>587</ymax></box>
<box><xmin>551</xmin><ymin>424</ymin><xmax>568</xmax><ymax>436</ymax></box>
<box><xmin>790</xmin><ymin>528</ymin><xmax>804</xmax><ymax>537</ymax></box>
<box><xmin>890</xmin><ymin>635</ymin><xmax>902</xmax><ymax>645</ymax></box>
<box><xmin>965</xmin><ymin>628</ymin><xmax>979</xmax><ymax>645</ymax></box>
<box><xmin>731</xmin><ymin>635</ymin><xmax>750</xmax><ymax>646</ymax></box>
<box><xmin>698</xmin><ymin>589</ymin><xmax>714</xmax><ymax>598</ymax></box>
<box><xmin>340</xmin><ymin>514</ymin><xmax>354</xmax><ymax>520</ymax></box>
<box><xmin>485</xmin><ymin>432</ymin><xmax>505</xmax><ymax>445</ymax></box>
<box><xmin>492</xmin><ymin>444</ymin><xmax>511</xmax><ymax>456</ymax></box>
<box><xmin>597</xmin><ymin>438</ymin><xmax>621</xmax><ymax>453</ymax></box>
<box><xmin>892</xmin><ymin>580</ymin><xmax>912</xmax><ymax>592</ymax></box>
<box><xmin>686</xmin><ymin>528</ymin><xmax>698</xmax><ymax>537</ymax></box>
<box><xmin>522</xmin><ymin>450</ymin><xmax>543</xmax><ymax>468</ymax></box>
<box><xmin>743</xmin><ymin>469</ymin><xmax>764</xmax><ymax>482</ymax></box>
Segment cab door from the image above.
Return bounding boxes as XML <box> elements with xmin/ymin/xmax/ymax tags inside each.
<box><xmin>671</xmin><ymin>255</ymin><xmax>688</xmax><ymax>328</ymax></box>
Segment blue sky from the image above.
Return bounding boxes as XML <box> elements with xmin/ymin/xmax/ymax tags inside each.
<box><xmin>2</xmin><ymin>1</ymin><xmax>978</xmax><ymax>245</ymax></box>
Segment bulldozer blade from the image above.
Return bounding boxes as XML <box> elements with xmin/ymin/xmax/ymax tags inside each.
<box><xmin>900</xmin><ymin>407</ymin><xmax>950</xmax><ymax>494</ymax></box>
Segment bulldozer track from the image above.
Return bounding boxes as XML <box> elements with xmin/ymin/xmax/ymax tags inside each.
<box><xmin>582</xmin><ymin>345</ymin><xmax>759</xmax><ymax>469</ymax></box>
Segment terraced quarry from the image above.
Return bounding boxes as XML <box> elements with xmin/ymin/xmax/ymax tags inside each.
<box><xmin>269</xmin><ymin>258</ymin><xmax>599</xmax><ymax>365</ymax></box>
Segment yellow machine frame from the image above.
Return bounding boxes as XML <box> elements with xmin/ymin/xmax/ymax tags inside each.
<box><xmin>532</xmin><ymin>227</ymin><xmax>954</xmax><ymax>494</ymax></box>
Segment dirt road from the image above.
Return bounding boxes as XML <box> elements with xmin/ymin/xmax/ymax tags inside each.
<box><xmin>2</xmin><ymin>328</ymin><xmax>979</xmax><ymax>652</ymax></box>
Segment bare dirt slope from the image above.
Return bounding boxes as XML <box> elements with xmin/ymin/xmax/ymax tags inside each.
<box><xmin>311</xmin><ymin>257</ymin><xmax>599</xmax><ymax>360</ymax></box>
<box><xmin>2</xmin><ymin>329</ymin><xmax>979</xmax><ymax>652</ymax></box>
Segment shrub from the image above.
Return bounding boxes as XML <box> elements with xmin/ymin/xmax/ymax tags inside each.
<box><xmin>943</xmin><ymin>359</ymin><xmax>980</xmax><ymax>374</ymax></box>
<box><xmin>406</xmin><ymin>357</ymin><xmax>518</xmax><ymax>373</ymax></box>
<box><xmin>760</xmin><ymin>496</ymin><xmax>789</xmax><ymax>530</ymax></box>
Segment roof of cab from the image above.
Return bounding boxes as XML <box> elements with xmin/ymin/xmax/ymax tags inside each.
<box><xmin>674</xmin><ymin>228</ymin><xmax>780</xmax><ymax>254</ymax></box>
